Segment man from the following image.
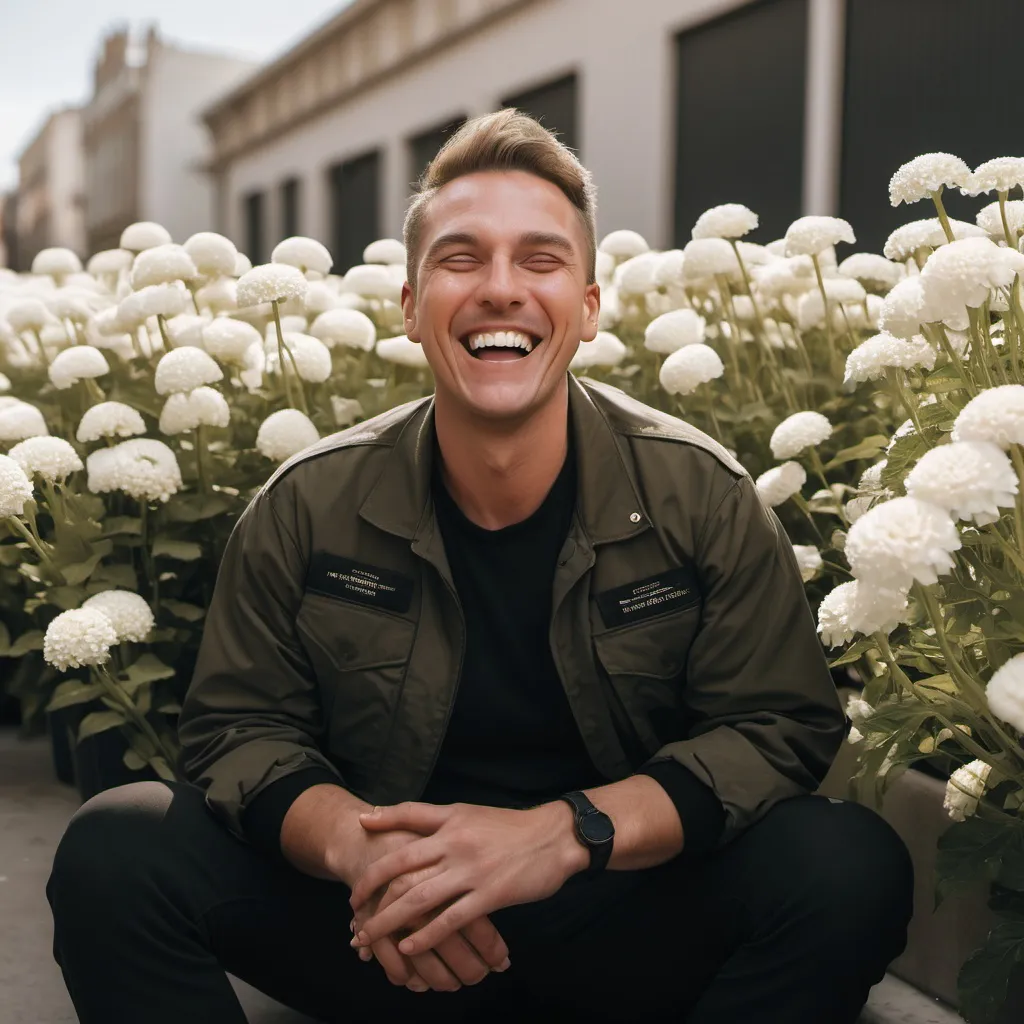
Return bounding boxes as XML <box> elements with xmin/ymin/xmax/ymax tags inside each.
<box><xmin>47</xmin><ymin>110</ymin><xmax>913</xmax><ymax>1023</ymax></box>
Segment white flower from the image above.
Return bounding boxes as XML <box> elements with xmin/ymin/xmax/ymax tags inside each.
<box><xmin>183</xmin><ymin>232</ymin><xmax>238</xmax><ymax>278</ymax></box>
<box><xmin>256</xmin><ymin>408</ymin><xmax>320</xmax><ymax>462</ymax></box>
<box><xmin>0</xmin><ymin>402</ymin><xmax>49</xmax><ymax>442</ymax></box>
<box><xmin>0</xmin><ymin>454</ymin><xmax>33</xmax><ymax>518</ymax></box>
<box><xmin>86</xmin><ymin>438</ymin><xmax>182</xmax><ymax>503</ymax></box>
<box><xmin>792</xmin><ymin>544</ymin><xmax>822</xmax><ymax>582</ymax></box>
<box><xmin>76</xmin><ymin>402</ymin><xmax>146</xmax><ymax>443</ymax></box>
<box><xmin>784</xmin><ymin>216</ymin><xmax>855</xmax><ymax>257</ymax></box>
<box><xmin>570</xmin><ymin>332</ymin><xmax>627</xmax><ymax>370</ymax></box>
<box><xmin>691</xmin><ymin>203</ymin><xmax>758</xmax><ymax>240</ymax></box>
<box><xmin>332</xmin><ymin>396</ymin><xmax>365</xmax><ymax>427</ymax></box>
<box><xmin>943</xmin><ymin>760</ymin><xmax>992</xmax><ymax>822</ymax></box>
<box><xmin>652</xmin><ymin>250</ymin><xmax>685</xmax><ymax>291</ymax></box>
<box><xmin>682</xmin><ymin>238</ymin><xmax>739</xmax><ymax>280</ymax></box>
<box><xmin>905</xmin><ymin>440</ymin><xmax>1018</xmax><ymax>525</ymax></box>
<box><xmin>817</xmin><ymin>579</ymin><xmax>909</xmax><ymax>647</ymax></box>
<box><xmin>7</xmin><ymin>298</ymin><xmax>57</xmax><ymax>334</ymax></box>
<box><xmin>985</xmin><ymin>653</ymin><xmax>1024</xmax><ymax>733</ymax></box>
<box><xmin>878</xmin><ymin>276</ymin><xmax>926</xmax><ymax>339</ymax></box>
<box><xmin>194</xmin><ymin>277</ymin><xmax>238</xmax><ymax>314</ymax></box>
<box><xmin>755</xmin><ymin>462</ymin><xmax>807</xmax><ymax>507</ymax></box>
<box><xmin>848</xmin><ymin>726</ymin><xmax>865</xmax><ymax>745</ymax></box>
<box><xmin>166</xmin><ymin>313</ymin><xmax>210</xmax><ymax>350</ymax></box>
<box><xmin>846</xmin><ymin>695</ymin><xmax>874</xmax><ymax>725</ymax></box>
<box><xmin>130</xmin><ymin>244</ymin><xmax>198</xmax><ymax>289</ymax></box>
<box><xmin>769</xmin><ymin>411</ymin><xmax>833</xmax><ymax>459</ymax></box>
<box><xmin>119</xmin><ymin>284</ymin><xmax>188</xmax><ymax>325</ymax></box>
<box><xmin>952</xmin><ymin>385</ymin><xmax>1024</xmax><ymax>448</ymax></box>
<box><xmin>844</xmin><ymin>332</ymin><xmax>936</xmax><ymax>384</ymax></box>
<box><xmin>120</xmin><ymin>221</ymin><xmax>172</xmax><ymax>252</ymax></box>
<box><xmin>659</xmin><ymin>343</ymin><xmax>724</xmax><ymax>395</ymax></box>
<box><xmin>8</xmin><ymin>437</ymin><xmax>82</xmax><ymax>482</ymax></box>
<box><xmin>883</xmin><ymin>218</ymin><xmax>987</xmax><ymax>260</ymax></box>
<box><xmin>303</xmin><ymin>281</ymin><xmax>337</xmax><ymax>317</ymax></box>
<box><xmin>615</xmin><ymin>252</ymin><xmax>662</xmax><ymax>297</ymax></box>
<box><xmin>598</xmin><ymin>230</ymin><xmax>649</xmax><ymax>260</ymax></box>
<box><xmin>976</xmin><ymin>200</ymin><xmax>1024</xmax><ymax>240</ymax></box>
<box><xmin>0</xmin><ymin>373</ymin><xmax>9</xmax><ymax>393</ymax></box>
<box><xmin>201</xmin><ymin>318</ymin><xmax>262</xmax><ymax>364</ymax></box>
<box><xmin>159</xmin><ymin>386</ymin><xmax>230</xmax><ymax>434</ymax></box>
<box><xmin>82</xmin><ymin>590</ymin><xmax>154</xmax><ymax>643</ymax></box>
<box><xmin>644</xmin><ymin>309</ymin><xmax>706</xmax><ymax>354</ymax></box>
<box><xmin>87</xmin><ymin>249</ymin><xmax>134</xmax><ymax>276</ymax></box>
<box><xmin>376</xmin><ymin>335</ymin><xmax>430</xmax><ymax>369</ymax></box>
<box><xmin>309</xmin><ymin>308</ymin><xmax>376</xmax><ymax>351</ymax></box>
<box><xmin>234</xmin><ymin>253</ymin><xmax>253</xmax><ymax>276</ymax></box>
<box><xmin>43</xmin><ymin>609</ymin><xmax>118</xmax><ymax>671</ymax></box>
<box><xmin>837</xmin><ymin>253</ymin><xmax>903</xmax><ymax>290</ymax></box>
<box><xmin>859</xmin><ymin>460</ymin><xmax>888</xmax><ymax>493</ymax></box>
<box><xmin>275</xmin><ymin>332</ymin><xmax>332</xmax><ymax>383</ymax></box>
<box><xmin>963</xmin><ymin>157</ymin><xmax>1024</xmax><ymax>196</ymax></box>
<box><xmin>48</xmin><ymin>346</ymin><xmax>110</xmax><ymax>391</ymax></box>
<box><xmin>846</xmin><ymin>496</ymin><xmax>961</xmax><ymax>589</ymax></box>
<box><xmin>341</xmin><ymin>264</ymin><xmax>399</xmax><ymax>300</ymax></box>
<box><xmin>752</xmin><ymin>257</ymin><xmax>815</xmax><ymax>298</ymax></box>
<box><xmin>272</xmin><ymin>237</ymin><xmax>333</xmax><ymax>276</ymax></box>
<box><xmin>154</xmin><ymin>347</ymin><xmax>224</xmax><ymax>395</ymax></box>
<box><xmin>236</xmin><ymin>263</ymin><xmax>308</xmax><ymax>307</ymax></box>
<box><xmin>47</xmin><ymin>287</ymin><xmax>106</xmax><ymax>324</ymax></box>
<box><xmin>889</xmin><ymin>153</ymin><xmax>971</xmax><ymax>206</ymax></box>
<box><xmin>363</xmin><ymin>238</ymin><xmax>406</xmax><ymax>264</ymax></box>
<box><xmin>32</xmin><ymin>248</ymin><xmax>83</xmax><ymax>278</ymax></box>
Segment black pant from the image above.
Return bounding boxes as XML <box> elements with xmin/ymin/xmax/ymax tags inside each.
<box><xmin>46</xmin><ymin>781</ymin><xmax>913</xmax><ymax>1024</ymax></box>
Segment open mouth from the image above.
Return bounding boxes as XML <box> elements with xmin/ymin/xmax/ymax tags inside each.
<box><xmin>459</xmin><ymin>330</ymin><xmax>543</xmax><ymax>361</ymax></box>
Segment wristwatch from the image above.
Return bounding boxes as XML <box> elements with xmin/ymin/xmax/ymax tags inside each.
<box><xmin>559</xmin><ymin>790</ymin><xmax>614</xmax><ymax>874</ymax></box>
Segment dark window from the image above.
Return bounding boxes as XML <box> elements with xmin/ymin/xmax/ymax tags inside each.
<box><xmin>327</xmin><ymin>150</ymin><xmax>381</xmax><ymax>274</ymax></box>
<box><xmin>501</xmin><ymin>74</ymin><xmax>578</xmax><ymax>153</ymax></box>
<box><xmin>409</xmin><ymin>116</ymin><xmax>466</xmax><ymax>190</ymax></box>
<box><xmin>841</xmin><ymin>0</ymin><xmax>1024</xmax><ymax>253</ymax></box>
<box><xmin>243</xmin><ymin>191</ymin><xmax>265</xmax><ymax>265</ymax></box>
<box><xmin>673</xmin><ymin>0</ymin><xmax>808</xmax><ymax>245</ymax></box>
<box><xmin>280</xmin><ymin>177</ymin><xmax>301</xmax><ymax>239</ymax></box>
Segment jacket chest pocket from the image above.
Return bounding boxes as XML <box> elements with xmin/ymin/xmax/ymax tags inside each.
<box><xmin>296</xmin><ymin>593</ymin><xmax>416</xmax><ymax>782</ymax></box>
<box><xmin>592</xmin><ymin>606</ymin><xmax>701</xmax><ymax>754</ymax></box>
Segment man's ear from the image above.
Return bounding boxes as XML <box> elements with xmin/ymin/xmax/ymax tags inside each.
<box><xmin>401</xmin><ymin>280</ymin><xmax>419</xmax><ymax>342</ymax></box>
<box><xmin>580</xmin><ymin>282</ymin><xmax>601</xmax><ymax>342</ymax></box>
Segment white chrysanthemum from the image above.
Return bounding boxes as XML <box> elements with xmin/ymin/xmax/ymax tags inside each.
<box><xmin>752</xmin><ymin>257</ymin><xmax>816</xmax><ymax>298</ymax></box>
<box><xmin>32</xmin><ymin>248</ymin><xmax>83</xmax><ymax>278</ymax></box>
<box><xmin>846</xmin><ymin>496</ymin><xmax>961</xmax><ymax>589</ymax></box>
<box><xmin>0</xmin><ymin>373</ymin><xmax>9</xmax><ymax>393</ymax></box>
<box><xmin>755</xmin><ymin>462</ymin><xmax>807</xmax><ymax>507</ymax></box>
<box><xmin>43</xmin><ymin>608</ymin><xmax>118</xmax><ymax>671</ymax></box>
<box><xmin>309</xmin><ymin>308</ymin><xmax>376</xmax><ymax>351</ymax></box>
<box><xmin>883</xmin><ymin>218</ymin><xmax>986</xmax><ymax>261</ymax></box>
<box><xmin>963</xmin><ymin>157</ymin><xmax>1024</xmax><ymax>197</ymax></box>
<box><xmin>975</xmin><ymin>200</ymin><xmax>1024</xmax><ymax>241</ymax></box>
<box><xmin>47</xmin><ymin>287</ymin><xmax>107</xmax><ymax>324</ymax></box>
<box><xmin>119</xmin><ymin>283</ymin><xmax>189</xmax><ymax>325</ymax></box>
<box><xmin>769</xmin><ymin>411</ymin><xmax>833</xmax><ymax>459</ymax></box>
<box><xmin>76</xmin><ymin>402</ymin><xmax>146</xmax><ymax>443</ymax></box>
<box><xmin>8</xmin><ymin>437</ymin><xmax>82</xmax><ymax>482</ymax></box>
<box><xmin>274</xmin><ymin>332</ymin><xmax>332</xmax><ymax>383</ymax></box>
<box><xmin>82</xmin><ymin>590</ymin><xmax>154</xmax><ymax>643</ymax></box>
<box><xmin>844</xmin><ymin>332</ymin><xmax>936</xmax><ymax>384</ymax></box>
<box><xmin>154</xmin><ymin>347</ymin><xmax>224</xmax><ymax>395</ymax></box>
<box><xmin>652</xmin><ymin>249</ymin><xmax>685</xmax><ymax>291</ymax></box>
<box><xmin>120</xmin><ymin>222</ymin><xmax>172</xmax><ymax>252</ymax></box>
<box><xmin>0</xmin><ymin>401</ymin><xmax>49</xmax><ymax>442</ymax></box>
<box><xmin>272</xmin><ymin>237</ymin><xmax>333</xmax><ymax>276</ymax></box>
<box><xmin>682</xmin><ymin>238</ymin><xmax>739</xmax><ymax>280</ymax></box>
<box><xmin>595</xmin><ymin>249</ymin><xmax>617</xmax><ymax>288</ymax></box>
<box><xmin>183</xmin><ymin>232</ymin><xmax>238</xmax><ymax>278</ymax></box>
<box><xmin>644</xmin><ymin>309</ymin><xmax>706</xmax><ymax>354</ymax></box>
<box><xmin>7</xmin><ymin>298</ymin><xmax>56</xmax><ymax>334</ymax></box>
<box><xmin>376</xmin><ymin>335</ymin><xmax>430</xmax><ymax>369</ymax></box>
<box><xmin>905</xmin><ymin>440</ymin><xmax>1018</xmax><ymax>525</ymax></box>
<box><xmin>194</xmin><ymin>277</ymin><xmax>238</xmax><ymax>315</ymax></box>
<box><xmin>792</xmin><ymin>544</ymin><xmax>822</xmax><ymax>582</ymax></box>
<box><xmin>985</xmin><ymin>653</ymin><xmax>1024</xmax><ymax>733</ymax></box>
<box><xmin>943</xmin><ymin>760</ymin><xmax>992</xmax><ymax>822</ymax></box>
<box><xmin>846</xmin><ymin>695</ymin><xmax>874</xmax><ymax>725</ymax></box>
<box><xmin>166</xmin><ymin>313</ymin><xmax>210</xmax><ymax>350</ymax></box>
<box><xmin>598</xmin><ymin>230</ymin><xmax>649</xmax><ymax>260</ymax></box>
<box><xmin>341</xmin><ymin>264</ymin><xmax>398</xmax><ymax>300</ymax></box>
<box><xmin>363</xmin><ymin>238</ymin><xmax>406</xmax><ymax>265</ymax></box>
<box><xmin>234</xmin><ymin>253</ymin><xmax>253</xmax><ymax>276</ymax></box>
<box><xmin>817</xmin><ymin>579</ymin><xmax>910</xmax><ymax>647</ymax></box>
<box><xmin>952</xmin><ymin>385</ymin><xmax>1024</xmax><ymax>448</ymax></box>
<box><xmin>48</xmin><ymin>346</ymin><xmax>110</xmax><ymax>390</ymax></box>
<box><xmin>237</xmin><ymin>263</ymin><xmax>308</xmax><ymax>307</ymax></box>
<box><xmin>659</xmin><ymin>343</ymin><xmax>724</xmax><ymax>395</ymax></box>
<box><xmin>784</xmin><ymin>216</ymin><xmax>855</xmax><ymax>257</ymax></box>
<box><xmin>889</xmin><ymin>153</ymin><xmax>971</xmax><ymax>206</ymax></box>
<box><xmin>303</xmin><ymin>281</ymin><xmax>337</xmax><ymax>318</ymax></box>
<box><xmin>859</xmin><ymin>460</ymin><xmax>889</xmax><ymax>493</ymax></box>
<box><xmin>87</xmin><ymin>249</ymin><xmax>134</xmax><ymax>276</ymax></box>
<box><xmin>615</xmin><ymin>252</ymin><xmax>662</xmax><ymax>297</ymax></box>
<box><xmin>878</xmin><ymin>276</ymin><xmax>926</xmax><ymax>339</ymax></box>
<box><xmin>130</xmin><ymin>244</ymin><xmax>198</xmax><ymax>289</ymax></box>
<box><xmin>159</xmin><ymin>386</ymin><xmax>230</xmax><ymax>434</ymax></box>
<box><xmin>331</xmin><ymin>396</ymin><xmax>365</xmax><ymax>428</ymax></box>
<box><xmin>691</xmin><ymin>204</ymin><xmax>758</xmax><ymax>240</ymax></box>
<box><xmin>201</xmin><ymin>318</ymin><xmax>262</xmax><ymax>364</ymax></box>
<box><xmin>796</xmin><ymin>286</ymin><xmax>866</xmax><ymax>332</ymax></box>
<box><xmin>256</xmin><ymin>408</ymin><xmax>320</xmax><ymax>462</ymax></box>
<box><xmin>570</xmin><ymin>332</ymin><xmax>627</xmax><ymax>370</ymax></box>
<box><xmin>0</xmin><ymin>454</ymin><xmax>34</xmax><ymax>518</ymax></box>
<box><xmin>86</xmin><ymin>438</ymin><xmax>182</xmax><ymax>503</ymax></box>
<box><xmin>838</xmin><ymin>253</ymin><xmax>903</xmax><ymax>290</ymax></box>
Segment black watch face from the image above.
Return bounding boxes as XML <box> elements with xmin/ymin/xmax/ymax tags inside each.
<box><xmin>581</xmin><ymin>812</ymin><xmax>614</xmax><ymax>843</ymax></box>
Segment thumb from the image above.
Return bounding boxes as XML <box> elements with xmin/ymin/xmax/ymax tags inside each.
<box><xmin>358</xmin><ymin>801</ymin><xmax>448</xmax><ymax>833</ymax></box>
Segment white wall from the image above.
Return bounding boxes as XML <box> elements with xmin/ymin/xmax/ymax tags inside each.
<box><xmin>220</xmin><ymin>0</ymin><xmax>751</xmax><ymax>255</ymax></box>
<box><xmin>48</xmin><ymin>109</ymin><xmax>86</xmax><ymax>254</ymax></box>
<box><xmin>141</xmin><ymin>43</ymin><xmax>257</xmax><ymax>243</ymax></box>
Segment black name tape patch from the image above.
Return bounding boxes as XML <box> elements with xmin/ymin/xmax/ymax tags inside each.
<box><xmin>306</xmin><ymin>553</ymin><xmax>413</xmax><ymax>614</ymax></box>
<box><xmin>596</xmin><ymin>565</ymin><xmax>700</xmax><ymax>628</ymax></box>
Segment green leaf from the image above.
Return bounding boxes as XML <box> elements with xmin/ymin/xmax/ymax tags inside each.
<box><xmin>151</xmin><ymin>537</ymin><xmax>203</xmax><ymax>561</ymax></box>
<box><xmin>122</xmin><ymin>748</ymin><xmax>147</xmax><ymax>771</ymax></box>
<box><xmin>151</xmin><ymin>756</ymin><xmax>177</xmax><ymax>781</ymax></box>
<box><xmin>59</xmin><ymin>552</ymin><xmax>104</xmax><ymax>586</ymax></box>
<box><xmin>44</xmin><ymin>585</ymin><xmax>87</xmax><ymax>611</ymax></box>
<box><xmin>77</xmin><ymin>710</ymin><xmax>125</xmax><ymax>741</ymax></box>
<box><xmin>936</xmin><ymin>818</ymin><xmax>1024</xmax><ymax>909</ymax></box>
<box><xmin>102</xmin><ymin>516</ymin><xmax>142</xmax><ymax>536</ymax></box>
<box><xmin>135</xmin><ymin>684</ymin><xmax>152</xmax><ymax>715</ymax></box>
<box><xmin>822</xmin><ymin>435</ymin><xmax>889</xmax><ymax>472</ymax></box>
<box><xmin>46</xmin><ymin>679</ymin><xmax>103</xmax><ymax>712</ymax></box>
<box><xmin>90</xmin><ymin>563</ymin><xmax>138</xmax><ymax>589</ymax></box>
<box><xmin>124</xmin><ymin>653</ymin><xmax>175</xmax><ymax>687</ymax></box>
<box><xmin>916</xmin><ymin>673</ymin><xmax>957</xmax><ymax>695</ymax></box>
<box><xmin>924</xmin><ymin>365</ymin><xmax>971</xmax><ymax>394</ymax></box>
<box><xmin>957</xmin><ymin>917</ymin><xmax>1024</xmax><ymax>1024</ymax></box>
<box><xmin>161</xmin><ymin>600</ymin><xmax>205</xmax><ymax>622</ymax></box>
<box><xmin>0</xmin><ymin>620</ymin><xmax>10</xmax><ymax>656</ymax></box>
<box><xmin>8</xmin><ymin>629</ymin><xmax>44</xmax><ymax>657</ymax></box>
<box><xmin>164</xmin><ymin>493</ymin><xmax>232</xmax><ymax>523</ymax></box>
<box><xmin>156</xmin><ymin>701</ymin><xmax>182</xmax><ymax>715</ymax></box>
<box><xmin>828</xmin><ymin>637</ymin><xmax>877</xmax><ymax>668</ymax></box>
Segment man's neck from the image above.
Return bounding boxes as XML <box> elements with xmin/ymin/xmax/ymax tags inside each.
<box><xmin>433</xmin><ymin>385</ymin><xmax>570</xmax><ymax>531</ymax></box>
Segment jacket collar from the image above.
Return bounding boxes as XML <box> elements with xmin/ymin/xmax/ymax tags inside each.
<box><xmin>358</xmin><ymin>374</ymin><xmax>651</xmax><ymax>546</ymax></box>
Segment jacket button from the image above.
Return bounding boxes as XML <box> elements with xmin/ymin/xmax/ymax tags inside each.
<box><xmin>629</xmin><ymin>512</ymin><xmax>642</xmax><ymax>523</ymax></box>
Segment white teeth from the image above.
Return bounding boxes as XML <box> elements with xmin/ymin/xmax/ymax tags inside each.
<box><xmin>467</xmin><ymin>330</ymin><xmax>534</xmax><ymax>353</ymax></box>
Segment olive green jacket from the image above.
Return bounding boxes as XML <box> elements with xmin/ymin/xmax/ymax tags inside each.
<box><xmin>178</xmin><ymin>375</ymin><xmax>845</xmax><ymax>850</ymax></box>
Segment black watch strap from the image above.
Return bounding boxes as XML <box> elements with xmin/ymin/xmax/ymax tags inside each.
<box><xmin>559</xmin><ymin>790</ymin><xmax>614</xmax><ymax>874</ymax></box>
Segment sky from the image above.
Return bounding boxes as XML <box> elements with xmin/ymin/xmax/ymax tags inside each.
<box><xmin>0</xmin><ymin>0</ymin><xmax>350</xmax><ymax>190</ymax></box>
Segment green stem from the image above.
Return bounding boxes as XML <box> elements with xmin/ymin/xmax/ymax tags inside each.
<box><xmin>6</xmin><ymin>516</ymin><xmax>63</xmax><ymax>582</ymax></box>
<box><xmin>156</xmin><ymin>315</ymin><xmax>173</xmax><ymax>352</ymax></box>
<box><xmin>32</xmin><ymin>329</ymin><xmax>52</xmax><ymax>372</ymax></box>
<box><xmin>1011</xmin><ymin>445</ymin><xmax>1024</xmax><ymax>553</ymax></box>
<box><xmin>998</xmin><ymin>191</ymin><xmax>1017</xmax><ymax>250</ymax></box>
<box><xmin>985</xmin><ymin>522</ymin><xmax>1024</xmax><ymax>577</ymax></box>
<box><xmin>807</xmin><ymin>448</ymin><xmax>847</xmax><ymax>525</ymax></box>
<box><xmin>930</xmin><ymin>189</ymin><xmax>956</xmax><ymax>244</ymax></box>
<box><xmin>194</xmin><ymin>426</ymin><xmax>208</xmax><ymax>495</ymax></box>
<box><xmin>926</xmin><ymin>323</ymin><xmax>978</xmax><ymax>396</ymax></box>
<box><xmin>272</xmin><ymin>300</ymin><xmax>308</xmax><ymax>413</ymax></box>
<box><xmin>96</xmin><ymin>665</ymin><xmax>180</xmax><ymax>775</ymax></box>
<box><xmin>886</xmin><ymin>367</ymin><xmax>925</xmax><ymax>437</ymax></box>
<box><xmin>792</xmin><ymin>493</ymin><xmax>826</xmax><ymax>543</ymax></box>
<box><xmin>811</xmin><ymin>254</ymin><xmax>840</xmax><ymax>374</ymax></box>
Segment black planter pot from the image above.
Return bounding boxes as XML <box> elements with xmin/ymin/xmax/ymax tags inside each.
<box><xmin>46</xmin><ymin>707</ymin><xmax>79</xmax><ymax>787</ymax></box>
<box><xmin>72</xmin><ymin>702</ymin><xmax>160</xmax><ymax>802</ymax></box>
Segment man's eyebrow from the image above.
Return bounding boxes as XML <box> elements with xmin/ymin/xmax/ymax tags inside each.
<box><xmin>423</xmin><ymin>232</ymin><xmax>478</xmax><ymax>261</ymax></box>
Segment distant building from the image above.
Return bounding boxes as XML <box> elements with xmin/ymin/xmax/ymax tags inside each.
<box><xmin>83</xmin><ymin>26</ymin><xmax>257</xmax><ymax>253</ymax></box>
<box><xmin>14</xmin><ymin>107</ymin><xmax>85</xmax><ymax>270</ymax></box>
<box><xmin>0</xmin><ymin>192</ymin><xmax>16</xmax><ymax>269</ymax></box>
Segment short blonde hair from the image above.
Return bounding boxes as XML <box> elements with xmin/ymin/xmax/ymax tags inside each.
<box><xmin>403</xmin><ymin>108</ymin><xmax>597</xmax><ymax>292</ymax></box>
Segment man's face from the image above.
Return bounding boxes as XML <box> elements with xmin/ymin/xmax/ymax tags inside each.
<box><xmin>402</xmin><ymin>170</ymin><xmax>600</xmax><ymax>425</ymax></box>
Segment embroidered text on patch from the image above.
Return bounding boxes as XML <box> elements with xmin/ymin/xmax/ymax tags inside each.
<box><xmin>596</xmin><ymin>565</ymin><xmax>700</xmax><ymax>628</ymax></box>
<box><xmin>306</xmin><ymin>553</ymin><xmax>413</xmax><ymax>613</ymax></box>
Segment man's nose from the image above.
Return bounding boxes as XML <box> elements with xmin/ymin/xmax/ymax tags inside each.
<box><xmin>476</xmin><ymin>257</ymin><xmax>525</xmax><ymax>308</ymax></box>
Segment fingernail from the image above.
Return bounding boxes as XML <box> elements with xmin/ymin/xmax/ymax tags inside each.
<box><xmin>495</xmin><ymin>957</ymin><xmax>511</xmax><ymax>972</ymax></box>
<box><xmin>359</xmin><ymin>948</ymin><xmax>372</xmax><ymax>962</ymax></box>
<box><xmin>408</xmin><ymin>979</ymin><xmax>428</xmax><ymax>992</ymax></box>
<box><xmin>349</xmin><ymin>919</ymin><xmax>355</xmax><ymax>934</ymax></box>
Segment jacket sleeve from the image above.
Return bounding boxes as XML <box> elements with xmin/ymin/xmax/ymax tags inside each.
<box><xmin>176</xmin><ymin>479</ymin><xmax>346</xmax><ymax>842</ymax></box>
<box><xmin>639</xmin><ymin>471</ymin><xmax>845</xmax><ymax>850</ymax></box>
